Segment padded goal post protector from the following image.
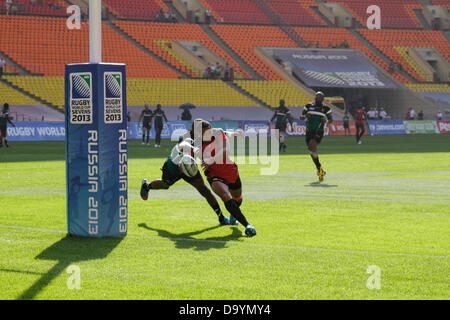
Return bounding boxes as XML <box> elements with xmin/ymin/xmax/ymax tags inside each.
<box><xmin>65</xmin><ymin>63</ymin><xmax>128</xmax><ymax>237</ymax></box>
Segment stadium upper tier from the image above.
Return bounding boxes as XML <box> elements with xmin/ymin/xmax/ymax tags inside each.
<box><xmin>358</xmin><ymin>29</ymin><xmax>450</xmax><ymax>83</ymax></box>
<box><xmin>0</xmin><ymin>0</ymin><xmax>67</xmax><ymax>16</ymax></box>
<box><xmin>102</xmin><ymin>0</ymin><xmax>168</xmax><ymax>20</ymax></box>
<box><xmin>265</xmin><ymin>0</ymin><xmax>326</xmax><ymax>26</ymax></box>
<box><xmin>112</xmin><ymin>21</ymin><xmax>250</xmax><ymax>79</ymax></box>
<box><xmin>203</xmin><ymin>0</ymin><xmax>272</xmax><ymax>24</ymax></box>
<box><xmin>330</xmin><ymin>0</ymin><xmax>423</xmax><ymax>29</ymax></box>
<box><xmin>0</xmin><ymin>16</ymin><xmax>179</xmax><ymax>77</ymax></box>
<box><xmin>211</xmin><ymin>25</ymin><xmax>298</xmax><ymax>80</ymax></box>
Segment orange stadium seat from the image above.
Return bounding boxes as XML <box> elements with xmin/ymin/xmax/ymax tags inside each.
<box><xmin>0</xmin><ymin>16</ymin><xmax>180</xmax><ymax>78</ymax></box>
<box><xmin>211</xmin><ymin>25</ymin><xmax>298</xmax><ymax>80</ymax></box>
<box><xmin>266</xmin><ymin>0</ymin><xmax>326</xmax><ymax>26</ymax></box>
<box><xmin>102</xmin><ymin>0</ymin><xmax>168</xmax><ymax>20</ymax></box>
<box><xmin>358</xmin><ymin>29</ymin><xmax>450</xmax><ymax>83</ymax></box>
<box><xmin>203</xmin><ymin>0</ymin><xmax>272</xmax><ymax>24</ymax></box>
<box><xmin>330</xmin><ymin>0</ymin><xmax>423</xmax><ymax>29</ymax></box>
<box><xmin>0</xmin><ymin>0</ymin><xmax>67</xmax><ymax>16</ymax></box>
<box><xmin>112</xmin><ymin>21</ymin><xmax>251</xmax><ymax>79</ymax></box>
<box><xmin>295</xmin><ymin>27</ymin><xmax>410</xmax><ymax>83</ymax></box>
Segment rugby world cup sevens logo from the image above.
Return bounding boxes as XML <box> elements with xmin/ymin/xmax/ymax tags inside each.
<box><xmin>72</xmin><ymin>73</ymin><xmax>92</xmax><ymax>99</ymax></box>
<box><xmin>105</xmin><ymin>73</ymin><xmax>122</xmax><ymax>99</ymax></box>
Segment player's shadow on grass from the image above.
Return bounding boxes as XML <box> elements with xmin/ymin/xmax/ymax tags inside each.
<box><xmin>306</xmin><ymin>182</ymin><xmax>338</xmax><ymax>188</ymax></box>
<box><xmin>138</xmin><ymin>223</ymin><xmax>242</xmax><ymax>251</ymax></box>
<box><xmin>17</xmin><ymin>235</ymin><xmax>123</xmax><ymax>300</ymax></box>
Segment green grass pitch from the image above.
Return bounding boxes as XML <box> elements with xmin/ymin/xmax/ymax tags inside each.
<box><xmin>0</xmin><ymin>135</ymin><xmax>449</xmax><ymax>300</ymax></box>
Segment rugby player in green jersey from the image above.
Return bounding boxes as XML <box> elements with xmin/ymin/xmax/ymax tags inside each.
<box><xmin>138</xmin><ymin>104</ymin><xmax>153</xmax><ymax>145</ymax></box>
<box><xmin>300</xmin><ymin>92</ymin><xmax>333</xmax><ymax>182</ymax></box>
<box><xmin>140</xmin><ymin>138</ymin><xmax>232</xmax><ymax>225</ymax></box>
<box><xmin>269</xmin><ymin>99</ymin><xmax>293</xmax><ymax>152</ymax></box>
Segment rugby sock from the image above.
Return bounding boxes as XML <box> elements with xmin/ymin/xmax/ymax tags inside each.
<box><xmin>311</xmin><ymin>155</ymin><xmax>321</xmax><ymax>170</ymax></box>
<box><xmin>211</xmin><ymin>203</ymin><xmax>223</xmax><ymax>217</ymax></box>
<box><xmin>142</xmin><ymin>134</ymin><xmax>145</xmax><ymax>143</ymax></box>
<box><xmin>146</xmin><ymin>134</ymin><xmax>149</xmax><ymax>144</ymax></box>
<box><xmin>225</xmin><ymin>199</ymin><xmax>249</xmax><ymax>227</ymax></box>
<box><xmin>235</xmin><ymin>196</ymin><xmax>243</xmax><ymax>208</ymax></box>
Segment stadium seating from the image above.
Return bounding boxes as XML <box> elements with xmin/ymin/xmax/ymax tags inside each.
<box><xmin>0</xmin><ymin>80</ymin><xmax>39</xmax><ymax>105</ymax></box>
<box><xmin>331</xmin><ymin>0</ymin><xmax>423</xmax><ymax>29</ymax></box>
<box><xmin>406</xmin><ymin>84</ymin><xmax>450</xmax><ymax>92</ymax></box>
<box><xmin>266</xmin><ymin>0</ymin><xmax>326</xmax><ymax>26</ymax></box>
<box><xmin>358</xmin><ymin>29</ymin><xmax>450</xmax><ymax>82</ymax></box>
<box><xmin>294</xmin><ymin>27</ymin><xmax>410</xmax><ymax>83</ymax></box>
<box><xmin>0</xmin><ymin>0</ymin><xmax>67</xmax><ymax>16</ymax></box>
<box><xmin>0</xmin><ymin>16</ymin><xmax>179</xmax><ymax>78</ymax></box>
<box><xmin>430</xmin><ymin>0</ymin><xmax>450</xmax><ymax>10</ymax></box>
<box><xmin>127</xmin><ymin>79</ymin><xmax>256</xmax><ymax>107</ymax></box>
<box><xmin>5</xmin><ymin>76</ymin><xmax>64</xmax><ymax>109</ymax></box>
<box><xmin>211</xmin><ymin>25</ymin><xmax>298</xmax><ymax>80</ymax></box>
<box><xmin>102</xmin><ymin>0</ymin><xmax>168</xmax><ymax>20</ymax></box>
<box><xmin>203</xmin><ymin>0</ymin><xmax>272</xmax><ymax>24</ymax></box>
<box><xmin>234</xmin><ymin>80</ymin><xmax>311</xmax><ymax>108</ymax></box>
<box><xmin>113</xmin><ymin>21</ymin><xmax>250</xmax><ymax>79</ymax></box>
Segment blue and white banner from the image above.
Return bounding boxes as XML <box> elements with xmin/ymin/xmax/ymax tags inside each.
<box><xmin>7</xmin><ymin>121</ymin><xmax>65</xmax><ymax>141</ymax></box>
<box><xmin>368</xmin><ymin>120</ymin><xmax>406</xmax><ymax>135</ymax></box>
<box><xmin>272</xmin><ymin>48</ymin><xmax>396</xmax><ymax>89</ymax></box>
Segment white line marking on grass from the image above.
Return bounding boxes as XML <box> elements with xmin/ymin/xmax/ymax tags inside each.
<box><xmin>0</xmin><ymin>224</ymin><xmax>448</xmax><ymax>260</ymax></box>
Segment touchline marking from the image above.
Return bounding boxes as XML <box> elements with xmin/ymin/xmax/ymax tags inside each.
<box><xmin>0</xmin><ymin>224</ymin><xmax>448</xmax><ymax>260</ymax></box>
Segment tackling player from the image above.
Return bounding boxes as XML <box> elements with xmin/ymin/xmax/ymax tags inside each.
<box><xmin>0</xmin><ymin>103</ymin><xmax>15</xmax><ymax>148</ymax></box>
<box><xmin>188</xmin><ymin>119</ymin><xmax>257</xmax><ymax>237</ymax></box>
<box><xmin>138</xmin><ymin>104</ymin><xmax>153</xmax><ymax>145</ymax></box>
<box><xmin>269</xmin><ymin>99</ymin><xmax>293</xmax><ymax>152</ymax></box>
<box><xmin>355</xmin><ymin>105</ymin><xmax>366</xmax><ymax>144</ymax></box>
<box><xmin>140</xmin><ymin>138</ymin><xmax>232</xmax><ymax>226</ymax></box>
<box><xmin>300</xmin><ymin>92</ymin><xmax>333</xmax><ymax>182</ymax></box>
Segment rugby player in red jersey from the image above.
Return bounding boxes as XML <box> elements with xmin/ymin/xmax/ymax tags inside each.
<box><xmin>187</xmin><ymin>119</ymin><xmax>256</xmax><ymax>237</ymax></box>
<box><xmin>355</xmin><ymin>106</ymin><xmax>367</xmax><ymax>144</ymax></box>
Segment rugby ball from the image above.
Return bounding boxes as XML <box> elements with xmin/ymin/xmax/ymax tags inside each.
<box><xmin>180</xmin><ymin>155</ymin><xmax>198</xmax><ymax>177</ymax></box>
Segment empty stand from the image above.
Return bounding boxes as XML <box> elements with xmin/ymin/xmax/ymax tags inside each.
<box><xmin>332</xmin><ymin>0</ymin><xmax>423</xmax><ymax>29</ymax></box>
<box><xmin>358</xmin><ymin>29</ymin><xmax>450</xmax><ymax>82</ymax></box>
<box><xmin>0</xmin><ymin>16</ymin><xmax>179</xmax><ymax>77</ymax></box>
<box><xmin>0</xmin><ymin>0</ymin><xmax>66</xmax><ymax>16</ymax></box>
<box><xmin>102</xmin><ymin>0</ymin><xmax>168</xmax><ymax>20</ymax></box>
<box><xmin>127</xmin><ymin>79</ymin><xmax>256</xmax><ymax>107</ymax></box>
<box><xmin>113</xmin><ymin>21</ymin><xmax>250</xmax><ymax>79</ymax></box>
<box><xmin>266</xmin><ymin>0</ymin><xmax>326</xmax><ymax>26</ymax></box>
<box><xmin>204</xmin><ymin>0</ymin><xmax>272</xmax><ymax>24</ymax></box>
<box><xmin>0</xmin><ymin>81</ymin><xmax>39</xmax><ymax>105</ymax></box>
<box><xmin>211</xmin><ymin>25</ymin><xmax>298</xmax><ymax>80</ymax></box>
<box><xmin>235</xmin><ymin>80</ymin><xmax>311</xmax><ymax>108</ymax></box>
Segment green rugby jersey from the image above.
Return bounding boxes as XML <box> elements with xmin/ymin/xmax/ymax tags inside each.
<box><xmin>273</xmin><ymin>107</ymin><xmax>291</xmax><ymax>129</ymax></box>
<box><xmin>0</xmin><ymin>110</ymin><xmax>10</xmax><ymax>126</ymax></box>
<box><xmin>153</xmin><ymin>109</ymin><xmax>166</xmax><ymax>127</ymax></box>
<box><xmin>302</xmin><ymin>103</ymin><xmax>332</xmax><ymax>132</ymax></box>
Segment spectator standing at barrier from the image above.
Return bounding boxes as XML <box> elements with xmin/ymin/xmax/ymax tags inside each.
<box><xmin>153</xmin><ymin>104</ymin><xmax>168</xmax><ymax>148</ymax></box>
<box><xmin>437</xmin><ymin>110</ymin><xmax>443</xmax><ymax>120</ymax></box>
<box><xmin>205</xmin><ymin>9</ymin><xmax>211</xmax><ymax>24</ymax></box>
<box><xmin>6</xmin><ymin>0</ymin><xmax>12</xmax><ymax>15</ymax></box>
<box><xmin>418</xmin><ymin>110</ymin><xmax>424</xmax><ymax>120</ymax></box>
<box><xmin>0</xmin><ymin>58</ymin><xmax>5</xmax><ymax>78</ymax></box>
<box><xmin>181</xmin><ymin>108</ymin><xmax>192</xmax><ymax>121</ymax></box>
<box><xmin>379</xmin><ymin>108</ymin><xmax>387</xmax><ymax>120</ymax></box>
<box><xmin>410</xmin><ymin>108</ymin><xmax>416</xmax><ymax>120</ymax></box>
<box><xmin>343</xmin><ymin>112</ymin><xmax>350</xmax><ymax>136</ymax></box>
<box><xmin>0</xmin><ymin>103</ymin><xmax>16</xmax><ymax>148</ymax></box>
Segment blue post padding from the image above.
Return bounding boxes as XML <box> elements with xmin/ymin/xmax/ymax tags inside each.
<box><xmin>65</xmin><ymin>63</ymin><xmax>127</xmax><ymax>238</ymax></box>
